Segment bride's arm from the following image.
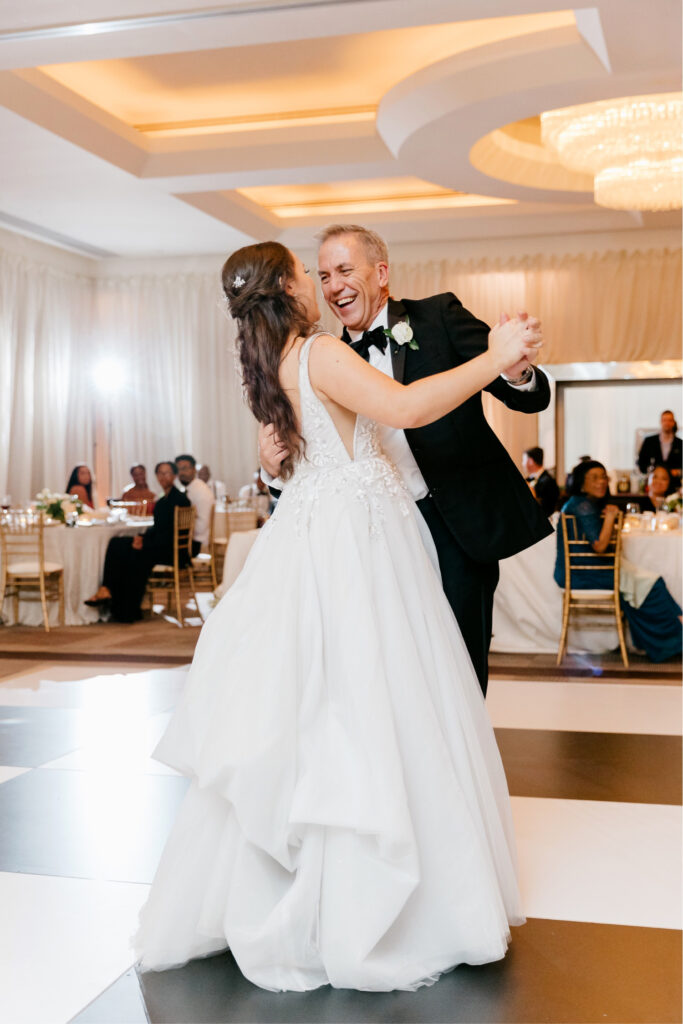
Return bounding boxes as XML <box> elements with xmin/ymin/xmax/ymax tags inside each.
<box><xmin>308</xmin><ymin>320</ymin><xmax>542</xmax><ymax>430</ymax></box>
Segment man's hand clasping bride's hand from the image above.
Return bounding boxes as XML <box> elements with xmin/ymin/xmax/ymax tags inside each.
<box><xmin>490</xmin><ymin>311</ymin><xmax>543</xmax><ymax>380</ymax></box>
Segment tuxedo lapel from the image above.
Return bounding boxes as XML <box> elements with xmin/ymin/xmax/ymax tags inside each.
<box><xmin>388</xmin><ymin>297</ymin><xmax>408</xmax><ymax>383</ymax></box>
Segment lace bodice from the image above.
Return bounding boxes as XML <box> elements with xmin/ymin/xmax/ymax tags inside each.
<box><xmin>284</xmin><ymin>334</ymin><xmax>411</xmax><ymax>528</ymax></box>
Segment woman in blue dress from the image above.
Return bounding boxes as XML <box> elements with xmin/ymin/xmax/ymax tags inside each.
<box><xmin>555</xmin><ymin>460</ymin><xmax>681</xmax><ymax>662</ymax></box>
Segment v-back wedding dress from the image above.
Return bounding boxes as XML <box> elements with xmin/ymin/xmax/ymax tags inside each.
<box><xmin>134</xmin><ymin>334</ymin><xmax>524</xmax><ymax>991</ymax></box>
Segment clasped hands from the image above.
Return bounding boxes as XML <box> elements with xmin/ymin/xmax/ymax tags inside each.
<box><xmin>492</xmin><ymin>311</ymin><xmax>543</xmax><ymax>381</ymax></box>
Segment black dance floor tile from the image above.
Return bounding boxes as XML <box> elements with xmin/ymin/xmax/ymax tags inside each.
<box><xmin>497</xmin><ymin>728</ymin><xmax>682</xmax><ymax>805</ymax></box>
<box><xmin>70</xmin><ymin>969</ymin><xmax>149</xmax><ymax>1024</ymax></box>
<box><xmin>136</xmin><ymin>919</ymin><xmax>681</xmax><ymax>1024</ymax></box>
<box><xmin>0</xmin><ymin>768</ymin><xmax>189</xmax><ymax>882</ymax></box>
<box><xmin>0</xmin><ymin>705</ymin><xmax>88</xmax><ymax>767</ymax></box>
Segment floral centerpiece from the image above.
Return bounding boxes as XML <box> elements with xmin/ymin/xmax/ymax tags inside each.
<box><xmin>662</xmin><ymin>492</ymin><xmax>682</xmax><ymax>513</ymax></box>
<box><xmin>35</xmin><ymin>489</ymin><xmax>84</xmax><ymax>523</ymax></box>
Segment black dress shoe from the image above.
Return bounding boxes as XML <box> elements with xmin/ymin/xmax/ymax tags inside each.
<box><xmin>84</xmin><ymin>595</ymin><xmax>111</xmax><ymax>608</ymax></box>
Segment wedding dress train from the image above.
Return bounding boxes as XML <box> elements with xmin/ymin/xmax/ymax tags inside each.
<box><xmin>134</xmin><ymin>334</ymin><xmax>524</xmax><ymax>991</ymax></box>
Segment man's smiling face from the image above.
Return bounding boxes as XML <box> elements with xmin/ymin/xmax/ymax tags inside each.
<box><xmin>317</xmin><ymin>233</ymin><xmax>389</xmax><ymax>332</ymax></box>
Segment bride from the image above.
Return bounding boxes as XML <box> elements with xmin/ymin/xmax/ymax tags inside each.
<box><xmin>134</xmin><ymin>241</ymin><xmax>542</xmax><ymax>992</ymax></box>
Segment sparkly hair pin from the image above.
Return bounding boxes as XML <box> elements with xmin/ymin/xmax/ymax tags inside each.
<box><xmin>233</xmin><ymin>275</ymin><xmax>246</xmax><ymax>291</ymax></box>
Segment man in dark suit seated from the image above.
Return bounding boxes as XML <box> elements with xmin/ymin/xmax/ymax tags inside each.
<box><xmin>86</xmin><ymin>461</ymin><xmax>191</xmax><ymax>622</ymax></box>
<box><xmin>522</xmin><ymin>446</ymin><xmax>560</xmax><ymax>517</ymax></box>
<box><xmin>637</xmin><ymin>410</ymin><xmax>682</xmax><ymax>485</ymax></box>
<box><xmin>259</xmin><ymin>224</ymin><xmax>552</xmax><ymax>696</ymax></box>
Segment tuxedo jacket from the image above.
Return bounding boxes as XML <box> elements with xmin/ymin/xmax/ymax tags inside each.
<box><xmin>637</xmin><ymin>433</ymin><xmax>682</xmax><ymax>474</ymax></box>
<box><xmin>380</xmin><ymin>294</ymin><xmax>552</xmax><ymax>563</ymax></box>
<box><xmin>532</xmin><ymin>469</ymin><xmax>560</xmax><ymax>518</ymax></box>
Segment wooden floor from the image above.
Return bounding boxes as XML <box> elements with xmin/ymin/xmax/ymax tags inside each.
<box><xmin>0</xmin><ymin>619</ymin><xmax>679</xmax><ymax>680</ymax></box>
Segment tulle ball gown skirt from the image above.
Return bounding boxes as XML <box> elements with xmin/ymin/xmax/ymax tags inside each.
<box><xmin>133</xmin><ymin>462</ymin><xmax>525</xmax><ymax>992</ymax></box>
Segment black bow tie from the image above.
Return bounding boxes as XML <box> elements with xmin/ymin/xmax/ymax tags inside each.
<box><xmin>347</xmin><ymin>325</ymin><xmax>388</xmax><ymax>362</ymax></box>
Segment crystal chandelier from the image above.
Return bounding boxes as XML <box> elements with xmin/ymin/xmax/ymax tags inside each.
<box><xmin>541</xmin><ymin>93</ymin><xmax>683</xmax><ymax>211</ymax></box>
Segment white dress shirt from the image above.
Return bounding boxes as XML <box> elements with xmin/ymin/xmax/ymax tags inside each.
<box><xmin>185</xmin><ymin>477</ymin><xmax>214</xmax><ymax>546</ymax></box>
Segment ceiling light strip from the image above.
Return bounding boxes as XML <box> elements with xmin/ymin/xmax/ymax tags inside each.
<box><xmin>135</xmin><ymin>105</ymin><xmax>376</xmax><ymax>133</ymax></box>
<box><xmin>0</xmin><ymin>0</ymin><xmax>379</xmax><ymax>42</ymax></box>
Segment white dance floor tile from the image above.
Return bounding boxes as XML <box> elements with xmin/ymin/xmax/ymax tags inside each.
<box><xmin>42</xmin><ymin>712</ymin><xmax>178</xmax><ymax>776</ymax></box>
<box><xmin>0</xmin><ymin>766</ymin><xmax>30</xmax><ymax>784</ymax></box>
<box><xmin>0</xmin><ymin>871</ymin><xmax>148</xmax><ymax>1024</ymax></box>
<box><xmin>512</xmin><ymin>796</ymin><xmax>682</xmax><ymax>930</ymax></box>
<box><xmin>0</xmin><ymin>665</ymin><xmax>187</xmax><ymax>710</ymax></box>
<box><xmin>488</xmin><ymin>679</ymin><xmax>682</xmax><ymax>735</ymax></box>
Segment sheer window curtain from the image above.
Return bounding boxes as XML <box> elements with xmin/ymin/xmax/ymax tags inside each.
<box><xmin>387</xmin><ymin>247</ymin><xmax>682</xmax><ymax>461</ymax></box>
<box><xmin>0</xmin><ymin>247</ymin><xmax>94</xmax><ymax>505</ymax></box>
<box><xmin>93</xmin><ymin>274</ymin><xmax>257</xmax><ymax>500</ymax></box>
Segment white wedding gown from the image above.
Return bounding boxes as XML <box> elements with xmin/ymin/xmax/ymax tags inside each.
<box><xmin>134</xmin><ymin>334</ymin><xmax>524</xmax><ymax>991</ymax></box>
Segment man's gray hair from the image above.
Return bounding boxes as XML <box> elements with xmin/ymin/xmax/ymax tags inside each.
<box><xmin>316</xmin><ymin>224</ymin><xmax>389</xmax><ymax>265</ymax></box>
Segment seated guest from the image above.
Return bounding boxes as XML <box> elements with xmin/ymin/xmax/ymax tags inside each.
<box><xmin>120</xmin><ymin>463</ymin><xmax>156</xmax><ymax>504</ymax></box>
<box><xmin>176</xmin><ymin>453</ymin><xmax>214</xmax><ymax>549</ymax></box>
<box><xmin>239</xmin><ymin>471</ymin><xmax>274</xmax><ymax>520</ymax></box>
<box><xmin>637</xmin><ymin>410</ymin><xmax>682</xmax><ymax>483</ymax></box>
<box><xmin>85</xmin><ymin>461</ymin><xmax>191</xmax><ymax>622</ymax></box>
<box><xmin>522</xmin><ymin>446</ymin><xmax>559</xmax><ymax>517</ymax></box>
<box><xmin>197</xmin><ymin>463</ymin><xmax>228</xmax><ymax>502</ymax></box>
<box><xmin>647</xmin><ymin>464</ymin><xmax>673</xmax><ymax>511</ymax></box>
<box><xmin>66</xmin><ymin>464</ymin><xmax>94</xmax><ymax>508</ymax></box>
<box><xmin>555</xmin><ymin>460</ymin><xmax>681</xmax><ymax>663</ymax></box>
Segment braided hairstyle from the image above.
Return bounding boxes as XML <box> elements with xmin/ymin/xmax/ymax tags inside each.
<box><xmin>222</xmin><ymin>242</ymin><xmax>315</xmax><ymax>480</ymax></box>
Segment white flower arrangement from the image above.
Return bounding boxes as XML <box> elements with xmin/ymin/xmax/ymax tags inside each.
<box><xmin>662</xmin><ymin>492</ymin><xmax>682</xmax><ymax>513</ymax></box>
<box><xmin>35</xmin><ymin>489</ymin><xmax>84</xmax><ymax>523</ymax></box>
<box><xmin>384</xmin><ymin>317</ymin><xmax>419</xmax><ymax>351</ymax></box>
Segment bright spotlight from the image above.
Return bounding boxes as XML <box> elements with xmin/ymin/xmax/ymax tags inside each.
<box><xmin>92</xmin><ymin>357</ymin><xmax>125</xmax><ymax>395</ymax></box>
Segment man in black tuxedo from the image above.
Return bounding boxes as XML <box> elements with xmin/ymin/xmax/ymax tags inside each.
<box><xmin>260</xmin><ymin>225</ymin><xmax>551</xmax><ymax>695</ymax></box>
<box><xmin>522</xmin><ymin>446</ymin><xmax>560</xmax><ymax>517</ymax></box>
<box><xmin>637</xmin><ymin>410</ymin><xmax>682</xmax><ymax>484</ymax></box>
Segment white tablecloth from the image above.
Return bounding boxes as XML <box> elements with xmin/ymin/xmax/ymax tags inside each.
<box><xmin>1</xmin><ymin>519</ymin><xmax>151</xmax><ymax>627</ymax></box>
<box><xmin>491</xmin><ymin>528</ymin><xmax>682</xmax><ymax>655</ymax></box>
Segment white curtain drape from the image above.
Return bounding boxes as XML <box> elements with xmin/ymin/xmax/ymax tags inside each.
<box><xmin>93</xmin><ymin>274</ymin><xmax>256</xmax><ymax>500</ymax></box>
<box><xmin>387</xmin><ymin>247</ymin><xmax>682</xmax><ymax>459</ymax></box>
<box><xmin>2</xmin><ymin>239</ymin><xmax>680</xmax><ymax>505</ymax></box>
<box><xmin>0</xmin><ymin>247</ymin><xmax>94</xmax><ymax>505</ymax></box>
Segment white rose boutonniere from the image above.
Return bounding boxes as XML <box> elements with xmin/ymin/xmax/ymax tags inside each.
<box><xmin>384</xmin><ymin>317</ymin><xmax>419</xmax><ymax>351</ymax></box>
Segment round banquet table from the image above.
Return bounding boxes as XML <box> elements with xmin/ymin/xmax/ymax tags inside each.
<box><xmin>1</xmin><ymin>518</ymin><xmax>152</xmax><ymax>627</ymax></box>
<box><xmin>491</xmin><ymin>527</ymin><xmax>682</xmax><ymax>655</ymax></box>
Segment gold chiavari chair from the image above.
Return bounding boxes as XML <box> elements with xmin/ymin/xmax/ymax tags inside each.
<box><xmin>0</xmin><ymin>511</ymin><xmax>64</xmax><ymax>632</ymax></box>
<box><xmin>226</xmin><ymin>506</ymin><xmax>259</xmax><ymax>534</ymax></box>
<box><xmin>191</xmin><ymin>502</ymin><xmax>218</xmax><ymax>593</ymax></box>
<box><xmin>108</xmin><ymin>499</ymin><xmax>152</xmax><ymax>517</ymax></box>
<box><xmin>557</xmin><ymin>510</ymin><xmax>628</xmax><ymax>667</ymax></box>
<box><xmin>212</xmin><ymin>505</ymin><xmax>259</xmax><ymax>584</ymax></box>
<box><xmin>145</xmin><ymin>505</ymin><xmax>202</xmax><ymax>627</ymax></box>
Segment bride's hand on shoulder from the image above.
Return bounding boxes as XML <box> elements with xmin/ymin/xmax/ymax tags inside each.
<box><xmin>489</xmin><ymin>311</ymin><xmax>543</xmax><ymax>376</ymax></box>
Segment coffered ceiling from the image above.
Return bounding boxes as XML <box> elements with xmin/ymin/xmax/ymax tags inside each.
<box><xmin>0</xmin><ymin>0</ymin><xmax>679</xmax><ymax>258</ymax></box>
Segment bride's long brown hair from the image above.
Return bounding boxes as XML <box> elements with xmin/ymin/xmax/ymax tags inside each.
<box><xmin>222</xmin><ymin>242</ymin><xmax>315</xmax><ymax>479</ymax></box>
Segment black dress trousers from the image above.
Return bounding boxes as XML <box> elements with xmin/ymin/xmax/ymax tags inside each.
<box><xmin>416</xmin><ymin>495</ymin><xmax>499</xmax><ymax>698</ymax></box>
